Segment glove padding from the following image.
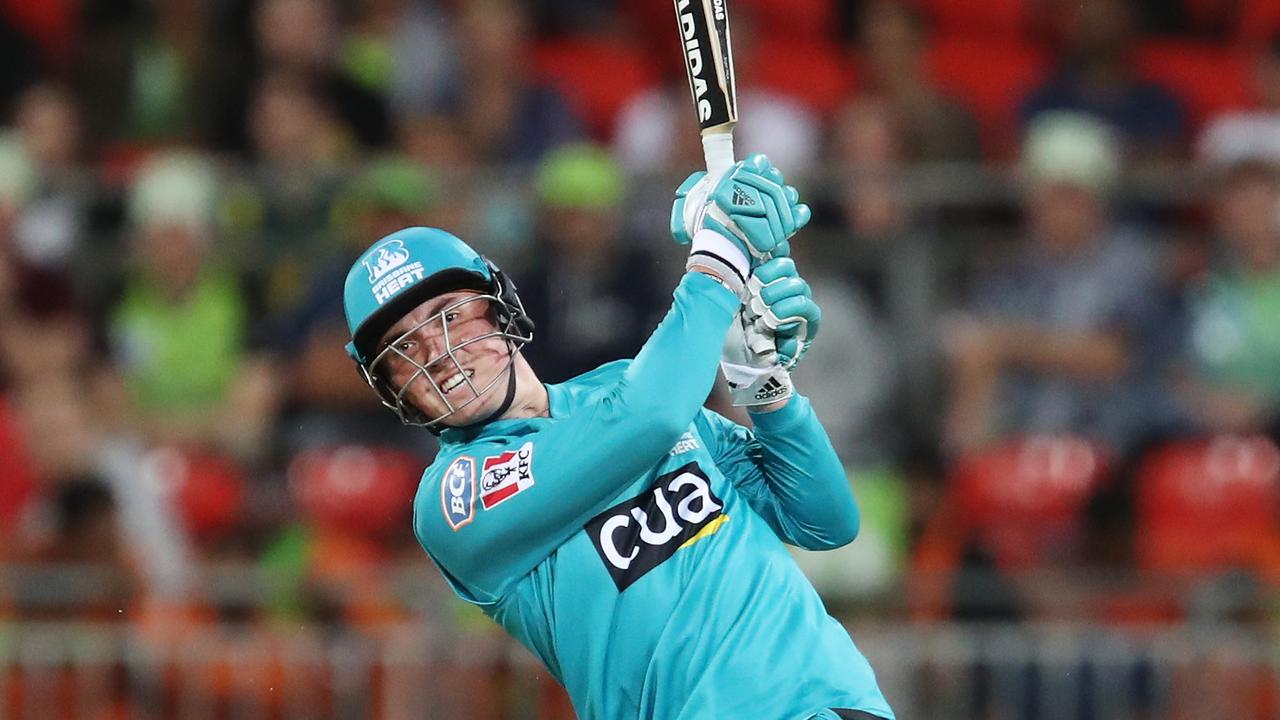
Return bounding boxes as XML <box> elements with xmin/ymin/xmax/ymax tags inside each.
<box><xmin>746</xmin><ymin>257</ymin><xmax>820</xmax><ymax>370</ymax></box>
<box><xmin>672</xmin><ymin>154</ymin><xmax>811</xmax><ymax>296</ymax></box>
<box><xmin>721</xmin><ymin>257</ymin><xmax>822</xmax><ymax>406</ymax></box>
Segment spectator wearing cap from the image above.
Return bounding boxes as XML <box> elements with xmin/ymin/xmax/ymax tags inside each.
<box><xmin>519</xmin><ymin>143</ymin><xmax>667</xmax><ymax>382</ymax></box>
<box><xmin>942</xmin><ymin>113</ymin><xmax>1165</xmax><ymax>455</ymax></box>
<box><xmin>1176</xmin><ymin>160</ymin><xmax>1280</xmax><ymax>436</ymax></box>
<box><xmin>99</xmin><ymin>152</ymin><xmax>279</xmax><ymax>460</ymax></box>
<box><xmin>1020</xmin><ymin>0</ymin><xmax>1185</xmax><ymax>161</ymax></box>
<box><xmin>273</xmin><ymin>156</ymin><xmax>444</xmax><ymax>453</ymax></box>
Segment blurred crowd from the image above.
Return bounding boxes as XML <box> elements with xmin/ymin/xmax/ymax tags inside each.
<box><xmin>3</xmin><ymin>0</ymin><xmax>1280</xmax><ymax>672</ymax></box>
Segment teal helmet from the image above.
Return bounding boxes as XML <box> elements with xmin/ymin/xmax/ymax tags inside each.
<box><xmin>343</xmin><ymin>227</ymin><xmax>533</xmax><ymax>428</ymax></box>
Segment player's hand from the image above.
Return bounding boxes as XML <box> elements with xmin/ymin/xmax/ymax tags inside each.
<box><xmin>719</xmin><ymin>257</ymin><xmax>821</xmax><ymax>407</ymax></box>
<box><xmin>672</xmin><ymin>154</ymin><xmax>810</xmax><ymax>297</ymax></box>
<box><xmin>746</xmin><ymin>257</ymin><xmax>820</xmax><ymax>370</ymax></box>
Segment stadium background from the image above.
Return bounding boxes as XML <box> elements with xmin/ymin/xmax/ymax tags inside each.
<box><xmin>4</xmin><ymin>0</ymin><xmax>1280</xmax><ymax>717</ymax></box>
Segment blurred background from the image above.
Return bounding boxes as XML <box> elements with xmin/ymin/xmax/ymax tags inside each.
<box><xmin>3</xmin><ymin>0</ymin><xmax>1280</xmax><ymax>717</ymax></box>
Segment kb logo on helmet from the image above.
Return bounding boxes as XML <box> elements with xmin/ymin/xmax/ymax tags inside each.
<box><xmin>586</xmin><ymin>463</ymin><xmax>726</xmax><ymax>591</ymax></box>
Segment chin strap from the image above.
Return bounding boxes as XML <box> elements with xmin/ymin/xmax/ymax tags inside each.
<box><xmin>463</xmin><ymin>353</ymin><xmax>520</xmax><ymax>429</ymax></box>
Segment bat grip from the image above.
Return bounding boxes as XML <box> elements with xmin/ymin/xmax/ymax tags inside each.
<box><xmin>702</xmin><ymin>131</ymin><xmax>735</xmax><ymax>177</ymax></box>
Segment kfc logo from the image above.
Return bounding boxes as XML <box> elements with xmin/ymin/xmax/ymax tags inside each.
<box><xmin>480</xmin><ymin>442</ymin><xmax>535</xmax><ymax>510</ymax></box>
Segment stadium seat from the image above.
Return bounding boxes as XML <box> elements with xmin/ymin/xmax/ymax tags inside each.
<box><xmin>751</xmin><ymin>38</ymin><xmax>856</xmax><ymax>118</ymax></box>
<box><xmin>288</xmin><ymin>444</ymin><xmax>425</xmax><ymax>540</ymax></box>
<box><xmin>1136</xmin><ymin>436</ymin><xmax>1280</xmax><ymax>576</ymax></box>
<box><xmin>532</xmin><ymin>39</ymin><xmax>660</xmax><ymax>140</ymax></box>
<box><xmin>1134</xmin><ymin>40</ymin><xmax>1254</xmax><ymax>132</ymax></box>
<box><xmin>923</xmin><ymin>38</ymin><xmax>1050</xmax><ymax>158</ymax></box>
<box><xmin>1238</xmin><ymin>0</ymin><xmax>1280</xmax><ymax>45</ymax></box>
<box><xmin>738</xmin><ymin>0</ymin><xmax>835</xmax><ymax>42</ymax></box>
<box><xmin>145</xmin><ymin>446</ymin><xmax>247</xmax><ymax>542</ymax></box>
<box><xmin>951</xmin><ymin>435</ymin><xmax>1108</xmax><ymax>571</ymax></box>
<box><xmin>920</xmin><ymin>0</ymin><xmax>1027</xmax><ymax>40</ymax></box>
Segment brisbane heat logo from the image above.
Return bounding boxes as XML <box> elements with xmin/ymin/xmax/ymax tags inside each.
<box><xmin>363</xmin><ymin>239</ymin><xmax>410</xmax><ymax>281</ymax></box>
<box><xmin>480</xmin><ymin>442</ymin><xmax>535</xmax><ymax>510</ymax></box>
<box><xmin>363</xmin><ymin>238</ymin><xmax>426</xmax><ymax>305</ymax></box>
<box><xmin>586</xmin><ymin>462</ymin><xmax>727</xmax><ymax>591</ymax></box>
<box><xmin>441</xmin><ymin>456</ymin><xmax>477</xmax><ymax>531</ymax></box>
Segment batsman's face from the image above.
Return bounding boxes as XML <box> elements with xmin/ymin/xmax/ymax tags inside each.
<box><xmin>376</xmin><ymin>291</ymin><xmax>513</xmax><ymax>426</ymax></box>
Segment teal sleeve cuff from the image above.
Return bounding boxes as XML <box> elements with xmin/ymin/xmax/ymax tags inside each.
<box><xmin>747</xmin><ymin>393</ymin><xmax>813</xmax><ymax>434</ymax></box>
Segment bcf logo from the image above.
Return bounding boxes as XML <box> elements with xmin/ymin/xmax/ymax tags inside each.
<box><xmin>441</xmin><ymin>456</ymin><xmax>477</xmax><ymax>531</ymax></box>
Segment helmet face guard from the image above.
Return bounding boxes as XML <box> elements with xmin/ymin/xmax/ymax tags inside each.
<box><xmin>344</xmin><ymin>227</ymin><xmax>535</xmax><ymax>430</ymax></box>
<box><xmin>359</xmin><ymin>292</ymin><xmax>532</xmax><ymax>428</ymax></box>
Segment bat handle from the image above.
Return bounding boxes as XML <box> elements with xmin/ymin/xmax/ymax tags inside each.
<box><xmin>702</xmin><ymin>130</ymin><xmax>735</xmax><ymax>178</ymax></box>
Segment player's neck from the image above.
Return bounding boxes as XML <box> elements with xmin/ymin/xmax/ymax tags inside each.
<box><xmin>499</xmin><ymin>354</ymin><xmax>549</xmax><ymax>420</ymax></box>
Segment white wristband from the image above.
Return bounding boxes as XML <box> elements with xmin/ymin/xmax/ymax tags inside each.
<box><xmin>688</xmin><ymin>228</ymin><xmax>749</xmax><ymax>287</ymax></box>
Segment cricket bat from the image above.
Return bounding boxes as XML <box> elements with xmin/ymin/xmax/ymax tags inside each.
<box><xmin>673</xmin><ymin>0</ymin><xmax>738</xmax><ymax>177</ymax></box>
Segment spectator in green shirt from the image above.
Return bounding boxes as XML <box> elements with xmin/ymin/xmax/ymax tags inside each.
<box><xmin>102</xmin><ymin>152</ymin><xmax>280</xmax><ymax>459</ymax></box>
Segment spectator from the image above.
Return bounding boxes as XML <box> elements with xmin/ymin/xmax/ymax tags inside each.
<box><xmin>433</xmin><ymin>0</ymin><xmax>582</xmax><ymax>165</ymax></box>
<box><xmin>519</xmin><ymin>144</ymin><xmax>668</xmax><ymax>382</ymax></box>
<box><xmin>1020</xmin><ymin>0</ymin><xmax>1186</xmax><ymax>161</ymax></box>
<box><xmin>942</xmin><ymin>113</ymin><xmax>1164</xmax><ymax>454</ymax></box>
<box><xmin>1177</xmin><ymin>160</ymin><xmax>1280</xmax><ymax>435</ymax></box>
<box><xmin>204</xmin><ymin>0</ymin><xmax>392</xmax><ymax>154</ymax></box>
<box><xmin>274</xmin><ymin>155</ymin><xmax>445</xmax><ymax>453</ymax></box>
<box><xmin>1198</xmin><ymin>34</ymin><xmax>1280</xmax><ymax>166</ymax></box>
<box><xmin>855</xmin><ymin>0</ymin><xmax>982</xmax><ymax>163</ymax></box>
<box><xmin>9</xmin><ymin>84</ymin><xmax>86</xmax><ymax>270</ymax></box>
<box><xmin>76</xmin><ymin>0</ymin><xmax>206</xmax><ymax>150</ymax></box>
<box><xmin>224</xmin><ymin>69</ymin><xmax>349</xmax><ymax>321</ymax></box>
<box><xmin>99</xmin><ymin>152</ymin><xmax>279</xmax><ymax>460</ymax></box>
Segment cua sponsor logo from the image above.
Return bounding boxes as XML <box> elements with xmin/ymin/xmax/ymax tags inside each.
<box><xmin>585</xmin><ymin>463</ymin><xmax>726</xmax><ymax>591</ymax></box>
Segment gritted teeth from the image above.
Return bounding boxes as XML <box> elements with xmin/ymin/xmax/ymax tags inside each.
<box><xmin>440</xmin><ymin>368</ymin><xmax>475</xmax><ymax>394</ymax></box>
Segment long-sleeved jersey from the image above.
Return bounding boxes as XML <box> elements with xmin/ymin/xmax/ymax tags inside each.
<box><xmin>413</xmin><ymin>272</ymin><xmax>894</xmax><ymax>720</ymax></box>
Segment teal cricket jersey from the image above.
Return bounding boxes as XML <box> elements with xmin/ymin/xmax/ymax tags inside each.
<box><xmin>413</xmin><ymin>272</ymin><xmax>894</xmax><ymax>720</ymax></box>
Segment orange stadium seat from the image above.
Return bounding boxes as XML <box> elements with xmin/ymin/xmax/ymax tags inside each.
<box><xmin>950</xmin><ymin>435</ymin><xmax>1109</xmax><ymax>571</ymax></box>
<box><xmin>920</xmin><ymin>0</ymin><xmax>1028</xmax><ymax>40</ymax></box>
<box><xmin>1136</xmin><ymin>436</ymin><xmax>1280</xmax><ymax>577</ymax></box>
<box><xmin>532</xmin><ymin>39</ymin><xmax>660</xmax><ymax>140</ymax></box>
<box><xmin>1134</xmin><ymin>40</ymin><xmax>1255</xmax><ymax>132</ymax></box>
<box><xmin>751</xmin><ymin>38</ymin><xmax>856</xmax><ymax>118</ymax></box>
<box><xmin>924</xmin><ymin>38</ymin><xmax>1050</xmax><ymax>158</ymax></box>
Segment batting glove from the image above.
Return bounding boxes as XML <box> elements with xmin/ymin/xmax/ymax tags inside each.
<box><xmin>671</xmin><ymin>154</ymin><xmax>811</xmax><ymax>297</ymax></box>
<box><xmin>746</xmin><ymin>256</ymin><xmax>820</xmax><ymax>370</ymax></box>
<box><xmin>721</xmin><ymin>257</ymin><xmax>821</xmax><ymax>407</ymax></box>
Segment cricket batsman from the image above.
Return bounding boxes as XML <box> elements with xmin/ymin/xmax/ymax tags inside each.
<box><xmin>342</xmin><ymin>154</ymin><xmax>894</xmax><ymax>720</ymax></box>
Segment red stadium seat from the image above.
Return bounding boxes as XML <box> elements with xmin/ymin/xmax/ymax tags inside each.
<box><xmin>1134</xmin><ymin>41</ymin><xmax>1255</xmax><ymax>132</ymax></box>
<box><xmin>920</xmin><ymin>0</ymin><xmax>1027</xmax><ymax>40</ymax></box>
<box><xmin>951</xmin><ymin>435</ymin><xmax>1108</xmax><ymax>570</ymax></box>
<box><xmin>924</xmin><ymin>38</ymin><xmax>1050</xmax><ymax>158</ymax></box>
<box><xmin>288</xmin><ymin>445</ymin><xmax>425</xmax><ymax>540</ymax></box>
<box><xmin>738</xmin><ymin>0</ymin><xmax>836</xmax><ymax>42</ymax></box>
<box><xmin>1238</xmin><ymin>0</ymin><xmax>1280</xmax><ymax>45</ymax></box>
<box><xmin>751</xmin><ymin>38</ymin><xmax>856</xmax><ymax>117</ymax></box>
<box><xmin>1136</xmin><ymin>436</ymin><xmax>1280</xmax><ymax>576</ymax></box>
<box><xmin>532</xmin><ymin>39</ymin><xmax>660</xmax><ymax>140</ymax></box>
<box><xmin>145</xmin><ymin>446</ymin><xmax>246</xmax><ymax>542</ymax></box>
